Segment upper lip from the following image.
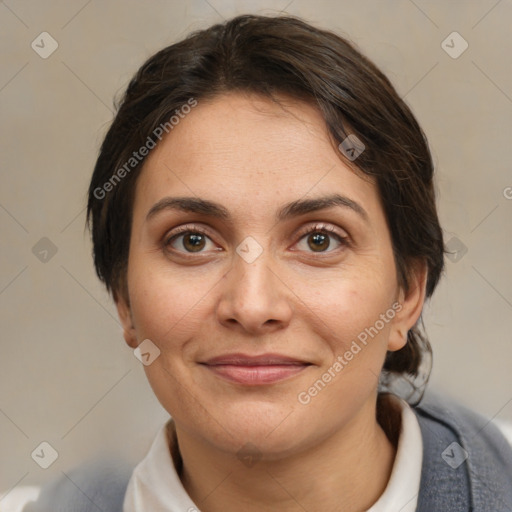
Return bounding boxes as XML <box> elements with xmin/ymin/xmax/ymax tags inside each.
<box><xmin>201</xmin><ymin>353</ymin><xmax>311</xmax><ymax>366</ymax></box>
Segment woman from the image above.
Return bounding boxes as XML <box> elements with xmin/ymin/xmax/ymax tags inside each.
<box><xmin>11</xmin><ymin>13</ymin><xmax>512</xmax><ymax>512</ymax></box>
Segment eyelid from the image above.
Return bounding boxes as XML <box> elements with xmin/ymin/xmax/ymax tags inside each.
<box><xmin>164</xmin><ymin>223</ymin><xmax>212</xmax><ymax>242</ymax></box>
<box><xmin>294</xmin><ymin>222</ymin><xmax>349</xmax><ymax>241</ymax></box>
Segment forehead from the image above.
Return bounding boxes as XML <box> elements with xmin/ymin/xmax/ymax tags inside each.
<box><xmin>134</xmin><ymin>92</ymin><xmax>380</xmax><ymax>221</ymax></box>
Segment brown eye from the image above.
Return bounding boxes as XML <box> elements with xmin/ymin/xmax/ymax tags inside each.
<box><xmin>181</xmin><ymin>232</ymin><xmax>207</xmax><ymax>252</ymax></box>
<box><xmin>307</xmin><ymin>232</ymin><xmax>331</xmax><ymax>252</ymax></box>
<box><xmin>165</xmin><ymin>227</ymin><xmax>217</xmax><ymax>254</ymax></box>
<box><xmin>295</xmin><ymin>224</ymin><xmax>349</xmax><ymax>254</ymax></box>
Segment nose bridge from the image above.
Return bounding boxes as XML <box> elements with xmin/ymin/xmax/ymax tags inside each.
<box><xmin>234</xmin><ymin>245</ymin><xmax>274</xmax><ymax>298</ymax></box>
<box><xmin>217</xmin><ymin>237</ymin><xmax>291</xmax><ymax>332</ymax></box>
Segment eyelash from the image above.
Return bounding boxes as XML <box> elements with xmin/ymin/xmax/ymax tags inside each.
<box><xmin>163</xmin><ymin>223</ymin><xmax>350</xmax><ymax>258</ymax></box>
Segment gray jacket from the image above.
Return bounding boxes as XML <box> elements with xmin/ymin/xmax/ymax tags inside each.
<box><xmin>23</xmin><ymin>392</ymin><xmax>512</xmax><ymax>511</ymax></box>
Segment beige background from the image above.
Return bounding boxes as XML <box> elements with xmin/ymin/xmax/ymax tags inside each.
<box><xmin>1</xmin><ymin>0</ymin><xmax>511</xmax><ymax>494</ymax></box>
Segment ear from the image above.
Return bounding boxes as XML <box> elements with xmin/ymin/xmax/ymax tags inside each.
<box><xmin>387</xmin><ymin>260</ymin><xmax>428</xmax><ymax>352</ymax></box>
<box><xmin>114</xmin><ymin>289</ymin><xmax>138</xmax><ymax>349</ymax></box>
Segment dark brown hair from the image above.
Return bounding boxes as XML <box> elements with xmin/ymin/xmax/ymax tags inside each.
<box><xmin>86</xmin><ymin>14</ymin><xmax>445</xmax><ymax>390</ymax></box>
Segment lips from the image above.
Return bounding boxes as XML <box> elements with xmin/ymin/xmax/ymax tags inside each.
<box><xmin>203</xmin><ymin>353</ymin><xmax>310</xmax><ymax>366</ymax></box>
<box><xmin>200</xmin><ymin>353</ymin><xmax>312</xmax><ymax>385</ymax></box>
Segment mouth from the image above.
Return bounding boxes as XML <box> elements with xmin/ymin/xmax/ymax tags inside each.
<box><xmin>199</xmin><ymin>353</ymin><xmax>312</xmax><ymax>385</ymax></box>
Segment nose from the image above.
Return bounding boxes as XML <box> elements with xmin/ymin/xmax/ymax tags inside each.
<box><xmin>216</xmin><ymin>246</ymin><xmax>293</xmax><ymax>335</ymax></box>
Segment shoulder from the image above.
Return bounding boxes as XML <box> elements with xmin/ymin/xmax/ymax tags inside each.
<box><xmin>411</xmin><ymin>389</ymin><xmax>512</xmax><ymax>510</ymax></box>
<box><xmin>16</xmin><ymin>457</ymin><xmax>134</xmax><ymax>512</ymax></box>
<box><xmin>414</xmin><ymin>389</ymin><xmax>512</xmax><ymax>454</ymax></box>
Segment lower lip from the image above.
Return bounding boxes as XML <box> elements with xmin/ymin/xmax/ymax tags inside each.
<box><xmin>201</xmin><ymin>364</ymin><xmax>310</xmax><ymax>385</ymax></box>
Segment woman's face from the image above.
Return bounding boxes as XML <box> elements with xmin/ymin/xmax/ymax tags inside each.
<box><xmin>116</xmin><ymin>92</ymin><xmax>425</xmax><ymax>458</ymax></box>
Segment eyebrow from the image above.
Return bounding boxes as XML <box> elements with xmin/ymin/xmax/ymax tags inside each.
<box><xmin>145</xmin><ymin>193</ymin><xmax>369</xmax><ymax>223</ymax></box>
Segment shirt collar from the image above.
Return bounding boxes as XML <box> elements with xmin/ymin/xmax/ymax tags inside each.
<box><xmin>367</xmin><ymin>395</ymin><xmax>423</xmax><ymax>512</ymax></box>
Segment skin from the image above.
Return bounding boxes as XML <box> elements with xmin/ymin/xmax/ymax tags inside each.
<box><xmin>116</xmin><ymin>91</ymin><xmax>427</xmax><ymax>512</ymax></box>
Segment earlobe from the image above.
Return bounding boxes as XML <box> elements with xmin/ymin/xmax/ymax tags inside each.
<box><xmin>387</xmin><ymin>326</ymin><xmax>407</xmax><ymax>352</ymax></box>
<box><xmin>115</xmin><ymin>291</ymin><xmax>138</xmax><ymax>349</ymax></box>
<box><xmin>388</xmin><ymin>261</ymin><xmax>428</xmax><ymax>352</ymax></box>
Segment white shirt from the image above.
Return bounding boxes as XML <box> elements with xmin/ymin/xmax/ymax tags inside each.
<box><xmin>3</xmin><ymin>400</ymin><xmax>512</xmax><ymax>512</ymax></box>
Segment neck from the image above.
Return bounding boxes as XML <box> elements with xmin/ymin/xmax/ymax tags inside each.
<box><xmin>170</xmin><ymin>395</ymin><xmax>401</xmax><ymax>512</ymax></box>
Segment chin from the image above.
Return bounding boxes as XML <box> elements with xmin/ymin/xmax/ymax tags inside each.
<box><xmin>211</xmin><ymin>403</ymin><xmax>315</xmax><ymax>454</ymax></box>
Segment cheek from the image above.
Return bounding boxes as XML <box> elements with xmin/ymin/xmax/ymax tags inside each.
<box><xmin>128</xmin><ymin>256</ymin><xmax>215</xmax><ymax>342</ymax></box>
<box><xmin>127</xmin><ymin>264</ymin><xmax>213</xmax><ymax>419</ymax></box>
<box><xmin>297</xmin><ymin>264</ymin><xmax>397</xmax><ymax>345</ymax></box>
<box><xmin>294</xmin><ymin>282</ymin><xmax>397</xmax><ymax>414</ymax></box>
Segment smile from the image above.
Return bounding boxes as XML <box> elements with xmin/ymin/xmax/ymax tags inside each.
<box><xmin>200</xmin><ymin>353</ymin><xmax>312</xmax><ymax>385</ymax></box>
